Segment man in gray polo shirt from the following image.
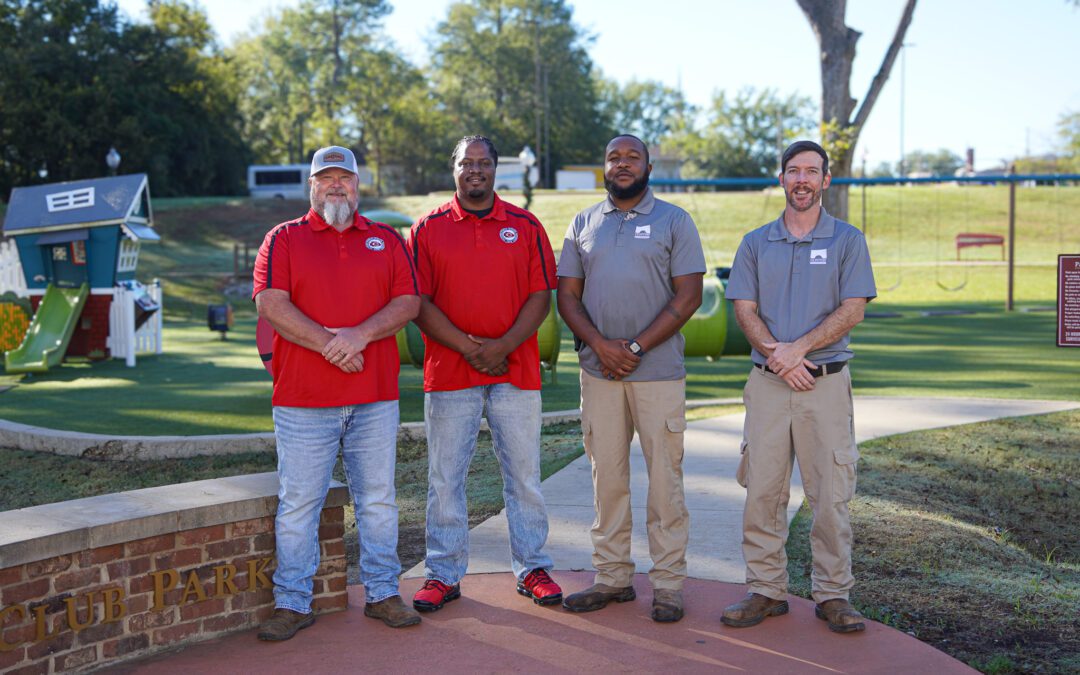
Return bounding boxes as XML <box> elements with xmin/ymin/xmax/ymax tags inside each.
<box><xmin>722</xmin><ymin>140</ymin><xmax>876</xmax><ymax>634</ymax></box>
<box><xmin>557</xmin><ymin>134</ymin><xmax>705</xmax><ymax>623</ymax></box>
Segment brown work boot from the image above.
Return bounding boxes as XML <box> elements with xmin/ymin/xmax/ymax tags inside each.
<box><xmin>257</xmin><ymin>608</ymin><xmax>315</xmax><ymax>641</ymax></box>
<box><xmin>651</xmin><ymin>588</ymin><xmax>684</xmax><ymax>623</ymax></box>
<box><xmin>364</xmin><ymin>595</ymin><xmax>422</xmax><ymax>628</ymax></box>
<box><xmin>815</xmin><ymin>599</ymin><xmax>866</xmax><ymax>633</ymax></box>
<box><xmin>562</xmin><ymin>583</ymin><xmax>636</xmax><ymax>613</ymax></box>
<box><xmin>721</xmin><ymin>593</ymin><xmax>789</xmax><ymax>628</ymax></box>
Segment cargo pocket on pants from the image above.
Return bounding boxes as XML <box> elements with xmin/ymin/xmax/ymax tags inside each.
<box><xmin>665</xmin><ymin>416</ymin><xmax>687</xmax><ymax>463</ymax></box>
<box><xmin>736</xmin><ymin>440</ymin><xmax>749</xmax><ymax>488</ymax></box>
<box><xmin>832</xmin><ymin>445</ymin><xmax>859</xmax><ymax>502</ymax></box>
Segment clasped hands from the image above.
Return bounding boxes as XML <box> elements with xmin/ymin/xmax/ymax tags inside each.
<box><xmin>464</xmin><ymin>334</ymin><xmax>510</xmax><ymax>376</ymax></box>
<box><xmin>762</xmin><ymin>341</ymin><xmax>816</xmax><ymax>391</ymax></box>
<box><xmin>596</xmin><ymin>338</ymin><xmax>641</xmax><ymax>381</ymax></box>
<box><xmin>321</xmin><ymin>326</ymin><xmax>367</xmax><ymax>373</ymax></box>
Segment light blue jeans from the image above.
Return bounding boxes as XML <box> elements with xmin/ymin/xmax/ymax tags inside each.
<box><xmin>424</xmin><ymin>384</ymin><xmax>553</xmax><ymax>584</ymax></box>
<box><xmin>272</xmin><ymin>401</ymin><xmax>401</xmax><ymax>611</ymax></box>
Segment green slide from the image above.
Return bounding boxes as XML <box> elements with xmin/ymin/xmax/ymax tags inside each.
<box><xmin>4</xmin><ymin>283</ymin><xmax>89</xmax><ymax>374</ymax></box>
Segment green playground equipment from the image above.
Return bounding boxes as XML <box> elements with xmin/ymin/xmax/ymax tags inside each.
<box><xmin>5</xmin><ymin>283</ymin><xmax>89</xmax><ymax>373</ymax></box>
<box><xmin>678</xmin><ymin>270</ymin><xmax>751</xmax><ymax>359</ymax></box>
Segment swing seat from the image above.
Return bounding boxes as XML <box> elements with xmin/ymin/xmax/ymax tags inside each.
<box><xmin>955</xmin><ymin>233</ymin><xmax>1004</xmax><ymax>260</ymax></box>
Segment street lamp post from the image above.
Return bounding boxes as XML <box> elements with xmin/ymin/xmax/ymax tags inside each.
<box><xmin>518</xmin><ymin>145</ymin><xmax>537</xmax><ymax>210</ymax></box>
<box><xmin>106</xmin><ymin>147</ymin><xmax>121</xmax><ymax>176</ymax></box>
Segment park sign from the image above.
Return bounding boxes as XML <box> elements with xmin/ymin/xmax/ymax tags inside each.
<box><xmin>1058</xmin><ymin>255</ymin><xmax>1080</xmax><ymax>347</ymax></box>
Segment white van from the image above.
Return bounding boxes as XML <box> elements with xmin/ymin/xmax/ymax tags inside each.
<box><xmin>248</xmin><ymin>164</ymin><xmax>376</xmax><ymax>199</ymax></box>
<box><xmin>248</xmin><ymin>165</ymin><xmax>310</xmax><ymax>200</ymax></box>
<box><xmin>493</xmin><ymin>158</ymin><xmax>540</xmax><ymax>191</ymax></box>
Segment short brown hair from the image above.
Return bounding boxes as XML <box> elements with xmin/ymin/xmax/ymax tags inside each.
<box><xmin>781</xmin><ymin>140</ymin><xmax>829</xmax><ymax>175</ymax></box>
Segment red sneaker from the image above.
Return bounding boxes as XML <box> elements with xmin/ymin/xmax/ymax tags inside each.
<box><xmin>412</xmin><ymin>579</ymin><xmax>461</xmax><ymax>612</ymax></box>
<box><xmin>517</xmin><ymin>568</ymin><xmax>563</xmax><ymax>606</ymax></box>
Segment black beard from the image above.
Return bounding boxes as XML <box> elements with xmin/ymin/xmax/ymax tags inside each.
<box><xmin>467</xmin><ymin>187</ymin><xmax>487</xmax><ymax>199</ymax></box>
<box><xmin>604</xmin><ymin>169</ymin><xmax>650</xmax><ymax>201</ymax></box>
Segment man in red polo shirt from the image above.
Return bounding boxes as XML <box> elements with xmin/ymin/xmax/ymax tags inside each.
<box><xmin>252</xmin><ymin>146</ymin><xmax>421</xmax><ymax>641</ymax></box>
<box><xmin>407</xmin><ymin>135</ymin><xmax>562</xmax><ymax>611</ymax></box>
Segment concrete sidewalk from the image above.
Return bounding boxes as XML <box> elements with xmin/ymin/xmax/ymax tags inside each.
<box><xmin>408</xmin><ymin>396</ymin><xmax>1079</xmax><ymax>581</ymax></box>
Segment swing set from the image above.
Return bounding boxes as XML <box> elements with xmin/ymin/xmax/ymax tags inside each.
<box><xmin>854</xmin><ymin>172</ymin><xmax>1080</xmax><ymax>307</ymax></box>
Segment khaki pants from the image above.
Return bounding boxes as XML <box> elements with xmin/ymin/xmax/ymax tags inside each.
<box><xmin>738</xmin><ymin>366</ymin><xmax>858</xmax><ymax>603</ymax></box>
<box><xmin>580</xmin><ymin>371</ymin><xmax>689</xmax><ymax>590</ymax></box>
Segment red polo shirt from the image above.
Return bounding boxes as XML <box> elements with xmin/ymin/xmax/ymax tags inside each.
<box><xmin>253</xmin><ymin>208</ymin><xmax>418</xmax><ymax>406</ymax></box>
<box><xmin>408</xmin><ymin>194</ymin><xmax>556</xmax><ymax>393</ymax></box>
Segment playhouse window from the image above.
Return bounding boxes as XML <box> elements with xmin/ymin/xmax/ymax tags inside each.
<box><xmin>72</xmin><ymin>240</ymin><xmax>87</xmax><ymax>265</ymax></box>
<box><xmin>117</xmin><ymin>238</ymin><xmax>140</xmax><ymax>273</ymax></box>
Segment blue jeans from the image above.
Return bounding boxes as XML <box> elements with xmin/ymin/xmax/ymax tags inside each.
<box><xmin>272</xmin><ymin>401</ymin><xmax>401</xmax><ymax>611</ymax></box>
<box><xmin>424</xmin><ymin>384</ymin><xmax>553</xmax><ymax>583</ymax></box>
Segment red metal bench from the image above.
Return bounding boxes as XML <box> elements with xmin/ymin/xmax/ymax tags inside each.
<box><xmin>955</xmin><ymin>232</ymin><xmax>1005</xmax><ymax>260</ymax></box>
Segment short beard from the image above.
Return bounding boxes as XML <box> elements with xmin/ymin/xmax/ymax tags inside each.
<box><xmin>604</xmin><ymin>169</ymin><xmax>650</xmax><ymax>201</ymax></box>
<box><xmin>785</xmin><ymin>186</ymin><xmax>820</xmax><ymax>212</ymax></box>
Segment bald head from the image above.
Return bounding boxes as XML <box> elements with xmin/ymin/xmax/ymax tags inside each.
<box><xmin>606</xmin><ymin>134</ymin><xmax>650</xmax><ymax>165</ymax></box>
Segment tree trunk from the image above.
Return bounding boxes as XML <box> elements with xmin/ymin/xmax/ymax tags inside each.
<box><xmin>797</xmin><ymin>0</ymin><xmax>917</xmax><ymax>222</ymax></box>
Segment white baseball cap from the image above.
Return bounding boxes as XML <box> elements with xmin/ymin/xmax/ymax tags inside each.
<box><xmin>310</xmin><ymin>146</ymin><xmax>358</xmax><ymax>176</ymax></box>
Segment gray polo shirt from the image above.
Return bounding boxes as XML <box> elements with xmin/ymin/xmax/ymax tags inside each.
<box><xmin>726</xmin><ymin>208</ymin><xmax>876</xmax><ymax>365</ymax></box>
<box><xmin>558</xmin><ymin>188</ymin><xmax>707</xmax><ymax>381</ymax></box>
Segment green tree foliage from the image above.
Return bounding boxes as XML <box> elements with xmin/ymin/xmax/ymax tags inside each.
<box><xmin>231</xmin><ymin>0</ymin><xmax>450</xmax><ymax>193</ymax></box>
<box><xmin>231</xmin><ymin>0</ymin><xmax>391</xmax><ymax>164</ymax></box>
<box><xmin>429</xmin><ymin>0</ymin><xmax>610</xmax><ymax>185</ymax></box>
<box><xmin>869</xmin><ymin>161</ymin><xmax>895</xmax><ymax>178</ymax></box>
<box><xmin>899</xmin><ymin>148</ymin><xmax>963</xmax><ymax>176</ymax></box>
<box><xmin>595</xmin><ymin>76</ymin><xmax>690</xmax><ymax>148</ymax></box>
<box><xmin>0</xmin><ymin>0</ymin><xmax>249</xmax><ymax>197</ymax></box>
<box><xmin>666</xmin><ymin>87</ymin><xmax>815</xmax><ymax>180</ymax></box>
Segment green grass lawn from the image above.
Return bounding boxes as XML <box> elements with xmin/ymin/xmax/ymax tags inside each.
<box><xmin>1</xmin><ymin>303</ymin><xmax>1074</xmax><ymax>435</ymax></box>
<box><xmin>786</xmin><ymin>409</ymin><xmax>1080</xmax><ymax>674</ymax></box>
<box><xmin>3</xmin><ymin>185</ymin><xmax>1073</xmax><ymax>435</ymax></box>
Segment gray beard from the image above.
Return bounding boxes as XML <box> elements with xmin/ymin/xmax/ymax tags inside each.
<box><xmin>321</xmin><ymin>200</ymin><xmax>354</xmax><ymax>226</ymax></box>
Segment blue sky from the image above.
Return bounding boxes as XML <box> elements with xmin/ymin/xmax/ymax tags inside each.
<box><xmin>117</xmin><ymin>0</ymin><xmax>1080</xmax><ymax>171</ymax></box>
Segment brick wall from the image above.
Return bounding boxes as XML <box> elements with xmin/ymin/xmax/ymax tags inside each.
<box><xmin>0</xmin><ymin>476</ymin><xmax>348</xmax><ymax>673</ymax></box>
<box><xmin>66</xmin><ymin>294</ymin><xmax>111</xmax><ymax>359</ymax></box>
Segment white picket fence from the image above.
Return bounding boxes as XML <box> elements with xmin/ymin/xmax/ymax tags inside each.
<box><xmin>108</xmin><ymin>280</ymin><xmax>163</xmax><ymax>367</ymax></box>
<box><xmin>0</xmin><ymin>239</ymin><xmax>28</xmax><ymax>297</ymax></box>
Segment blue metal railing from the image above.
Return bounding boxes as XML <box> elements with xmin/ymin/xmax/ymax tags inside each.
<box><xmin>650</xmin><ymin>174</ymin><xmax>1080</xmax><ymax>188</ymax></box>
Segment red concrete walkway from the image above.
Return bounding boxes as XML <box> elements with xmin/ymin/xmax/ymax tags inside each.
<box><xmin>108</xmin><ymin>572</ymin><xmax>975</xmax><ymax>674</ymax></box>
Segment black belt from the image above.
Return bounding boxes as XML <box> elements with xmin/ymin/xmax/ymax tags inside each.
<box><xmin>755</xmin><ymin>361</ymin><xmax>847</xmax><ymax>378</ymax></box>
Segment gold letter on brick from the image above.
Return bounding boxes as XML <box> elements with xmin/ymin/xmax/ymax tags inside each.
<box><xmin>246</xmin><ymin>557</ymin><xmax>274</xmax><ymax>590</ymax></box>
<box><xmin>0</xmin><ymin>605</ymin><xmax>26</xmax><ymax>651</ymax></box>
<box><xmin>103</xmin><ymin>587</ymin><xmax>127</xmax><ymax>624</ymax></box>
<box><xmin>64</xmin><ymin>592</ymin><xmax>96</xmax><ymax>632</ymax></box>
<box><xmin>180</xmin><ymin>571</ymin><xmax>208</xmax><ymax>605</ymax></box>
<box><xmin>213</xmin><ymin>564</ymin><xmax>238</xmax><ymax>597</ymax></box>
<box><xmin>151</xmin><ymin>569</ymin><xmax>180</xmax><ymax>610</ymax></box>
<box><xmin>33</xmin><ymin>604</ymin><xmax>54</xmax><ymax>642</ymax></box>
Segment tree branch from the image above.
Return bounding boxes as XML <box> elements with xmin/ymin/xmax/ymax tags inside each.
<box><xmin>851</xmin><ymin>0</ymin><xmax>918</xmax><ymax>131</ymax></box>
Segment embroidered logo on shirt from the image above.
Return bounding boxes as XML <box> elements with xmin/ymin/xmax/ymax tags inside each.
<box><xmin>810</xmin><ymin>249</ymin><xmax>828</xmax><ymax>265</ymax></box>
<box><xmin>499</xmin><ymin>227</ymin><xmax>519</xmax><ymax>244</ymax></box>
<box><xmin>365</xmin><ymin>237</ymin><xmax>386</xmax><ymax>251</ymax></box>
<box><xmin>634</xmin><ymin>224</ymin><xmax>651</xmax><ymax>239</ymax></box>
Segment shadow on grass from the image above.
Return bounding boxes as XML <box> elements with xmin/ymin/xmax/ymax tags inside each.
<box><xmin>784</xmin><ymin>410</ymin><xmax>1080</xmax><ymax>673</ymax></box>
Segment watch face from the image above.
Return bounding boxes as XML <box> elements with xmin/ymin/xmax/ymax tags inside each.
<box><xmin>629</xmin><ymin>341</ymin><xmax>642</xmax><ymax>354</ymax></box>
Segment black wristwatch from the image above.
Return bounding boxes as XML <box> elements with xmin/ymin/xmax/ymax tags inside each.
<box><xmin>627</xmin><ymin>339</ymin><xmax>645</xmax><ymax>355</ymax></box>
